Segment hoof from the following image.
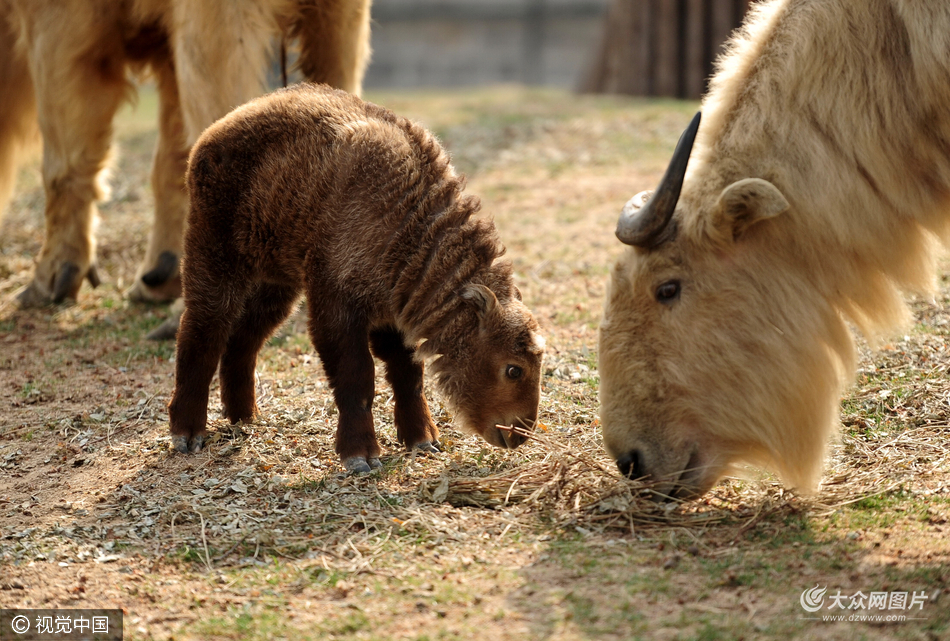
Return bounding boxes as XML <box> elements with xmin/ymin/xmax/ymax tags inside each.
<box><xmin>15</xmin><ymin>282</ymin><xmax>51</xmax><ymax>308</ymax></box>
<box><xmin>412</xmin><ymin>441</ymin><xmax>443</xmax><ymax>454</ymax></box>
<box><xmin>189</xmin><ymin>434</ymin><xmax>206</xmax><ymax>453</ymax></box>
<box><xmin>51</xmin><ymin>262</ymin><xmax>81</xmax><ymax>304</ymax></box>
<box><xmin>147</xmin><ymin>316</ymin><xmax>180</xmax><ymax>341</ymax></box>
<box><xmin>127</xmin><ymin>275</ymin><xmax>181</xmax><ymax>304</ymax></box>
<box><xmin>17</xmin><ymin>262</ymin><xmax>100</xmax><ymax>308</ymax></box>
<box><xmin>171</xmin><ymin>434</ymin><xmax>206</xmax><ymax>453</ymax></box>
<box><xmin>86</xmin><ymin>264</ymin><xmax>101</xmax><ymax>288</ymax></box>
<box><xmin>343</xmin><ymin>456</ymin><xmax>383</xmax><ymax>474</ymax></box>
<box><xmin>171</xmin><ymin>435</ymin><xmax>189</xmax><ymax>453</ymax></box>
<box><xmin>146</xmin><ymin>298</ymin><xmax>184</xmax><ymax>341</ymax></box>
<box><xmin>141</xmin><ymin>251</ymin><xmax>179</xmax><ymax>288</ymax></box>
<box><xmin>126</xmin><ymin>280</ymin><xmax>151</xmax><ymax>302</ymax></box>
<box><xmin>129</xmin><ymin>251</ymin><xmax>180</xmax><ymax>302</ymax></box>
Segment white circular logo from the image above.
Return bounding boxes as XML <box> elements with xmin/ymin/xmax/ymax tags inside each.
<box><xmin>800</xmin><ymin>584</ymin><xmax>827</xmax><ymax>612</ymax></box>
<box><xmin>11</xmin><ymin>615</ymin><xmax>30</xmax><ymax>633</ymax></box>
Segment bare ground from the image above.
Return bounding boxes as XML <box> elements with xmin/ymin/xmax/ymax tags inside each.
<box><xmin>0</xmin><ymin>87</ymin><xmax>947</xmax><ymax>640</ymax></box>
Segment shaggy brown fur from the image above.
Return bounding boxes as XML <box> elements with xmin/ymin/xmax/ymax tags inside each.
<box><xmin>0</xmin><ymin>0</ymin><xmax>371</xmax><ymax>310</ymax></box>
<box><xmin>168</xmin><ymin>84</ymin><xmax>545</xmax><ymax>471</ymax></box>
<box><xmin>600</xmin><ymin>0</ymin><xmax>950</xmax><ymax>499</ymax></box>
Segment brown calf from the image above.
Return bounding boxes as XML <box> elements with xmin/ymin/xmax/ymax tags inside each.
<box><xmin>168</xmin><ymin>84</ymin><xmax>545</xmax><ymax>472</ymax></box>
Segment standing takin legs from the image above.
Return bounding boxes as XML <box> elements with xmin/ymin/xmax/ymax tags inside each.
<box><xmin>167</xmin><ymin>84</ymin><xmax>545</xmax><ymax>471</ymax></box>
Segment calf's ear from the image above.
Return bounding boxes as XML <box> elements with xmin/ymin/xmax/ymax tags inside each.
<box><xmin>461</xmin><ymin>284</ymin><xmax>499</xmax><ymax>320</ymax></box>
<box><xmin>714</xmin><ymin>178</ymin><xmax>789</xmax><ymax>241</ymax></box>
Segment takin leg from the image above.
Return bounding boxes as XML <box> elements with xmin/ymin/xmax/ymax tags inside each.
<box><xmin>15</xmin><ymin>6</ymin><xmax>126</xmax><ymax>306</ymax></box>
<box><xmin>291</xmin><ymin>0</ymin><xmax>372</xmax><ymax>95</ymax></box>
<box><xmin>136</xmin><ymin>1</ymin><xmax>282</xmax><ymax>303</ymax></box>
<box><xmin>0</xmin><ymin>11</ymin><xmax>39</xmax><ymax>228</ymax></box>
<box><xmin>141</xmin><ymin>1</ymin><xmax>279</xmax><ymax>340</ymax></box>
<box><xmin>220</xmin><ymin>283</ymin><xmax>300</xmax><ymax>424</ymax></box>
<box><xmin>369</xmin><ymin>327</ymin><xmax>440</xmax><ymax>453</ymax></box>
<box><xmin>308</xmin><ymin>300</ymin><xmax>380</xmax><ymax>473</ymax></box>
<box><xmin>169</xmin><ymin>1</ymin><xmax>276</xmax><ymax>144</ymax></box>
<box><xmin>127</xmin><ymin>54</ymin><xmax>189</xmax><ymax>304</ymax></box>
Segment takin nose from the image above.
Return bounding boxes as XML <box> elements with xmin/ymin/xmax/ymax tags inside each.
<box><xmin>616</xmin><ymin>449</ymin><xmax>646</xmax><ymax>480</ymax></box>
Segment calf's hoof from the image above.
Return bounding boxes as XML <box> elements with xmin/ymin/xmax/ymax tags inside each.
<box><xmin>343</xmin><ymin>456</ymin><xmax>383</xmax><ymax>474</ymax></box>
<box><xmin>412</xmin><ymin>441</ymin><xmax>442</xmax><ymax>454</ymax></box>
<box><xmin>171</xmin><ymin>434</ymin><xmax>206</xmax><ymax>454</ymax></box>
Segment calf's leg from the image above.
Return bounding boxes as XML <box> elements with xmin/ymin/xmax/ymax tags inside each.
<box><xmin>369</xmin><ymin>328</ymin><xmax>440</xmax><ymax>452</ymax></box>
<box><xmin>220</xmin><ymin>283</ymin><xmax>300</xmax><ymax>424</ymax></box>
<box><xmin>308</xmin><ymin>299</ymin><xmax>380</xmax><ymax>472</ymax></box>
<box><xmin>168</xmin><ymin>305</ymin><xmax>235</xmax><ymax>453</ymax></box>
<box><xmin>168</xmin><ymin>256</ymin><xmax>248</xmax><ymax>453</ymax></box>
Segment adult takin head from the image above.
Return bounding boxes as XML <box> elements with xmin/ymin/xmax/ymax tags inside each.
<box><xmin>599</xmin><ymin>0</ymin><xmax>950</xmax><ymax>499</ymax></box>
<box><xmin>168</xmin><ymin>84</ymin><xmax>544</xmax><ymax>472</ymax></box>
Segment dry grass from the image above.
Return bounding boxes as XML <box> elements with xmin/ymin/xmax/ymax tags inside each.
<box><xmin>0</xmin><ymin>86</ymin><xmax>948</xmax><ymax>640</ymax></box>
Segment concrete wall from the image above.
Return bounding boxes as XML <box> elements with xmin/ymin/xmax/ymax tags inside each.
<box><xmin>365</xmin><ymin>0</ymin><xmax>611</xmax><ymax>89</ymax></box>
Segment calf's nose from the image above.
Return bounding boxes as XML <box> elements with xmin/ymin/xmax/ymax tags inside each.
<box><xmin>502</xmin><ymin>428</ymin><xmax>527</xmax><ymax>449</ymax></box>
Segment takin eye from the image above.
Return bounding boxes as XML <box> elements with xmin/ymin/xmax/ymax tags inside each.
<box><xmin>655</xmin><ymin>280</ymin><xmax>681</xmax><ymax>304</ymax></box>
<box><xmin>505</xmin><ymin>365</ymin><xmax>523</xmax><ymax>380</ymax></box>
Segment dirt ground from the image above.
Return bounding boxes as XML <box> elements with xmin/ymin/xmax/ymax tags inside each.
<box><xmin>0</xmin><ymin>87</ymin><xmax>948</xmax><ymax>640</ymax></box>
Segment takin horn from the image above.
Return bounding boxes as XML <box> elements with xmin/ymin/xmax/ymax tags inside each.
<box><xmin>616</xmin><ymin>111</ymin><xmax>701</xmax><ymax>248</ymax></box>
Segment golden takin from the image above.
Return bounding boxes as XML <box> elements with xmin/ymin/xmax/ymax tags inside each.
<box><xmin>600</xmin><ymin>0</ymin><xmax>950</xmax><ymax>499</ymax></box>
<box><xmin>0</xmin><ymin>0</ymin><xmax>371</xmax><ymax>318</ymax></box>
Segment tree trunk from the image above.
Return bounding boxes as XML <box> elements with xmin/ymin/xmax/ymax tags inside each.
<box><xmin>581</xmin><ymin>0</ymin><xmax>750</xmax><ymax>99</ymax></box>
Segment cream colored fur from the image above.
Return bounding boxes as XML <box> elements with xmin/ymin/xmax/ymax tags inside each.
<box><xmin>600</xmin><ymin>0</ymin><xmax>950</xmax><ymax>498</ymax></box>
<box><xmin>0</xmin><ymin>0</ymin><xmax>371</xmax><ymax>305</ymax></box>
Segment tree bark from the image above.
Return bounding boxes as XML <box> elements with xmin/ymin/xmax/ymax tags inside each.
<box><xmin>581</xmin><ymin>0</ymin><xmax>750</xmax><ymax>99</ymax></box>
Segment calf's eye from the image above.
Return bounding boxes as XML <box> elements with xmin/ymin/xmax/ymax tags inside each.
<box><xmin>655</xmin><ymin>280</ymin><xmax>681</xmax><ymax>304</ymax></box>
<box><xmin>506</xmin><ymin>365</ymin><xmax>523</xmax><ymax>379</ymax></box>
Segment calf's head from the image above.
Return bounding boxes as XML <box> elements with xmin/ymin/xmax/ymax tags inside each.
<box><xmin>430</xmin><ymin>284</ymin><xmax>544</xmax><ymax>449</ymax></box>
<box><xmin>600</xmin><ymin>113</ymin><xmax>842</xmax><ymax>499</ymax></box>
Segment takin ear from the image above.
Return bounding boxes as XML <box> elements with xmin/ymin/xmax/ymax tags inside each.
<box><xmin>461</xmin><ymin>283</ymin><xmax>499</xmax><ymax>320</ymax></box>
<box><xmin>713</xmin><ymin>178</ymin><xmax>789</xmax><ymax>241</ymax></box>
